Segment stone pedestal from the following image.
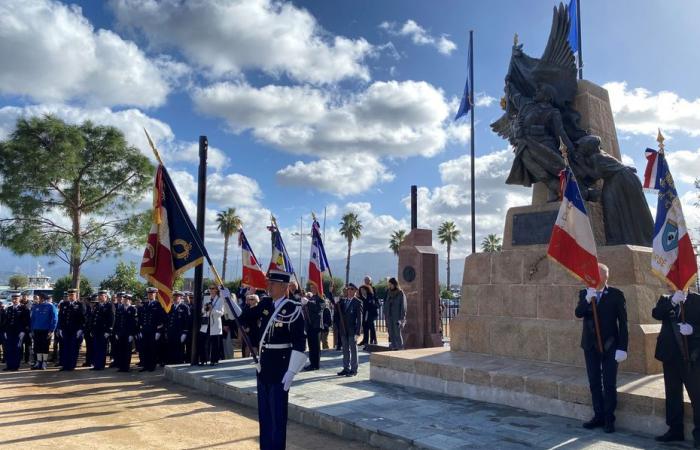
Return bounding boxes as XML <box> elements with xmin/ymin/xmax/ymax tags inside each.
<box><xmin>398</xmin><ymin>229</ymin><xmax>442</xmax><ymax>349</ymax></box>
<box><xmin>453</xmin><ymin>245</ymin><xmax>665</xmax><ymax>374</ymax></box>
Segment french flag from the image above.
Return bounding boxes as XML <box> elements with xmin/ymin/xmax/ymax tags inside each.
<box><xmin>644</xmin><ymin>149</ymin><xmax>698</xmax><ymax>290</ymax></box>
<box><xmin>308</xmin><ymin>219</ymin><xmax>330</xmax><ymax>296</ymax></box>
<box><xmin>239</xmin><ymin>229</ymin><xmax>267</xmax><ymax>291</ymax></box>
<box><xmin>547</xmin><ymin>167</ymin><xmax>601</xmax><ymax>288</ymax></box>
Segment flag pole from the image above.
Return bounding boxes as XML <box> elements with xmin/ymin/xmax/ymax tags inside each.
<box><xmin>561</xmin><ymin>138</ymin><xmax>603</xmax><ymax>353</ymax></box>
<box><xmin>469</xmin><ymin>29</ymin><xmax>476</xmax><ymax>254</ymax></box>
<box><xmin>577</xmin><ymin>0</ymin><xmax>583</xmax><ymax>80</ymax></box>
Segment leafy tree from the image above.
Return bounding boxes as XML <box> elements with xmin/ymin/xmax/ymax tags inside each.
<box><xmin>389</xmin><ymin>229</ymin><xmax>407</xmax><ymax>256</ymax></box>
<box><xmin>481</xmin><ymin>234</ymin><xmax>503</xmax><ymax>253</ymax></box>
<box><xmin>373</xmin><ymin>278</ymin><xmax>388</xmax><ymax>302</ymax></box>
<box><xmin>99</xmin><ymin>261</ymin><xmax>146</xmax><ymax>295</ymax></box>
<box><xmin>8</xmin><ymin>274</ymin><xmax>28</xmax><ymax>289</ymax></box>
<box><xmin>339</xmin><ymin>212</ymin><xmax>362</xmax><ymax>285</ymax></box>
<box><xmin>0</xmin><ymin>116</ymin><xmax>154</xmax><ymax>289</ymax></box>
<box><xmin>438</xmin><ymin>221</ymin><xmax>460</xmax><ymax>289</ymax></box>
<box><xmin>224</xmin><ymin>278</ymin><xmax>242</xmax><ymax>293</ymax></box>
<box><xmin>53</xmin><ymin>275</ymin><xmax>92</xmax><ymax>300</ymax></box>
<box><xmin>216</xmin><ymin>207</ymin><xmax>241</xmax><ymax>282</ymax></box>
<box><xmin>440</xmin><ymin>287</ymin><xmax>454</xmax><ymax>300</ymax></box>
<box><xmin>322</xmin><ymin>275</ymin><xmax>344</xmax><ymax>298</ymax></box>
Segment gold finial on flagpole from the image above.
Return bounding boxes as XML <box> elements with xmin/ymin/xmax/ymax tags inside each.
<box><xmin>144</xmin><ymin>128</ymin><xmax>164</xmax><ymax>166</ymax></box>
<box><xmin>657</xmin><ymin>128</ymin><xmax>665</xmax><ymax>154</ymax></box>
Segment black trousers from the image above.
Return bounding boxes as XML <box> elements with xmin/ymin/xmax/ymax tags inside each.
<box><xmin>115</xmin><ymin>335</ymin><xmax>132</xmax><ymax>371</ymax></box>
<box><xmin>307</xmin><ymin>329</ymin><xmax>320</xmax><ymax>369</ymax></box>
<box><xmin>662</xmin><ymin>360</ymin><xmax>700</xmax><ymax>440</ymax></box>
<box><xmin>142</xmin><ymin>332</ymin><xmax>158</xmax><ymax>371</ymax></box>
<box><xmin>33</xmin><ymin>330</ymin><xmax>50</xmax><ymax>353</ymax></box>
<box><xmin>584</xmin><ymin>348</ymin><xmax>618</xmax><ymax>422</ymax></box>
<box><xmin>362</xmin><ymin>319</ymin><xmax>377</xmax><ymax>345</ymax></box>
<box><xmin>208</xmin><ymin>334</ymin><xmax>222</xmax><ymax>364</ymax></box>
<box><xmin>23</xmin><ymin>334</ymin><xmax>32</xmax><ymax>362</ymax></box>
<box><xmin>84</xmin><ymin>333</ymin><xmax>93</xmax><ymax>366</ymax></box>
<box><xmin>257</xmin><ymin>378</ymin><xmax>289</xmax><ymax>450</ymax></box>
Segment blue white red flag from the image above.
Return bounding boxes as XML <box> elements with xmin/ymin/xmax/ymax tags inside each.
<box><xmin>643</xmin><ymin>149</ymin><xmax>698</xmax><ymax>290</ymax></box>
<box><xmin>239</xmin><ymin>228</ymin><xmax>267</xmax><ymax>291</ymax></box>
<box><xmin>308</xmin><ymin>220</ymin><xmax>330</xmax><ymax>296</ymax></box>
<box><xmin>547</xmin><ymin>167</ymin><xmax>601</xmax><ymax>287</ymax></box>
<box><xmin>267</xmin><ymin>225</ymin><xmax>295</xmax><ymax>275</ymax></box>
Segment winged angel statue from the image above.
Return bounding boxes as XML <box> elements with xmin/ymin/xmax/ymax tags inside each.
<box><xmin>492</xmin><ymin>3</ymin><xmax>652</xmax><ymax>246</ymax></box>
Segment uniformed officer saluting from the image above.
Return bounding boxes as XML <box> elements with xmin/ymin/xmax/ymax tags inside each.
<box><xmin>166</xmin><ymin>291</ymin><xmax>191</xmax><ymax>364</ymax></box>
<box><xmin>57</xmin><ymin>289</ymin><xmax>85</xmax><ymax>371</ymax></box>
<box><xmin>229</xmin><ymin>270</ymin><xmax>307</xmax><ymax>450</ymax></box>
<box><xmin>140</xmin><ymin>287</ymin><xmax>166</xmax><ymax>372</ymax></box>
<box><xmin>3</xmin><ymin>293</ymin><xmax>30</xmax><ymax>371</ymax></box>
<box><xmin>91</xmin><ymin>290</ymin><xmax>114</xmax><ymax>371</ymax></box>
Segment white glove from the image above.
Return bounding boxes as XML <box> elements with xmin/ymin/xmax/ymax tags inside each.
<box><xmin>281</xmin><ymin>371</ymin><xmax>295</xmax><ymax>392</ymax></box>
<box><xmin>181</xmin><ymin>333</ymin><xmax>187</xmax><ymax>343</ymax></box>
<box><xmin>333</xmin><ymin>297</ymin><xmax>340</xmax><ymax>304</ymax></box>
<box><xmin>300</xmin><ymin>297</ymin><xmax>309</xmax><ymax>306</ymax></box>
<box><xmin>128</xmin><ymin>336</ymin><xmax>133</xmax><ymax>343</ymax></box>
<box><xmin>680</xmin><ymin>323</ymin><xmax>694</xmax><ymax>336</ymax></box>
<box><xmin>155</xmin><ymin>332</ymin><xmax>161</xmax><ymax>340</ymax></box>
<box><xmin>115</xmin><ymin>335</ymin><xmax>119</xmax><ymax>340</ymax></box>
<box><xmin>57</xmin><ymin>330</ymin><xmax>62</xmax><ymax>339</ymax></box>
<box><xmin>76</xmin><ymin>330</ymin><xmax>83</xmax><ymax>339</ymax></box>
<box><xmin>585</xmin><ymin>287</ymin><xmax>597</xmax><ymax>304</ymax></box>
<box><xmin>614</xmin><ymin>350</ymin><xmax>628</xmax><ymax>363</ymax></box>
<box><xmin>671</xmin><ymin>290</ymin><xmax>686</xmax><ymax>305</ymax></box>
<box><xmin>221</xmin><ymin>287</ymin><xmax>231</xmax><ymax>299</ymax></box>
<box><xmin>18</xmin><ymin>332</ymin><xmax>25</xmax><ymax>341</ymax></box>
<box><xmin>137</xmin><ymin>332</ymin><xmax>142</xmax><ymax>339</ymax></box>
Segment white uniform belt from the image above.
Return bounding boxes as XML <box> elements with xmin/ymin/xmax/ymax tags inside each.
<box><xmin>263</xmin><ymin>343</ymin><xmax>292</xmax><ymax>349</ymax></box>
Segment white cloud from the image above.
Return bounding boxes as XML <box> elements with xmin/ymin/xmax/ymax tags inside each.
<box><xmin>605</xmin><ymin>81</ymin><xmax>700</xmax><ymax>137</ymax></box>
<box><xmin>0</xmin><ymin>0</ymin><xmax>173</xmax><ymax>107</ymax></box>
<box><xmin>475</xmin><ymin>93</ymin><xmax>497</xmax><ymax>107</ymax></box>
<box><xmin>380</xmin><ymin>20</ymin><xmax>456</xmax><ymax>55</ymax></box>
<box><xmin>665</xmin><ymin>148</ymin><xmax>700</xmax><ymax>185</ymax></box>
<box><xmin>276</xmin><ymin>153</ymin><xmax>394</xmax><ymax>196</ymax></box>
<box><xmin>110</xmin><ymin>0</ymin><xmax>372</xmax><ymax>84</ymax></box>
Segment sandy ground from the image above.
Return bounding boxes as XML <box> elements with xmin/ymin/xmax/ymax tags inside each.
<box><xmin>0</xmin><ymin>362</ymin><xmax>373</xmax><ymax>449</ymax></box>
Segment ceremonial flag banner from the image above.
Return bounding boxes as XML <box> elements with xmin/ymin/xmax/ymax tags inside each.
<box><xmin>454</xmin><ymin>32</ymin><xmax>472</xmax><ymax>121</ymax></box>
<box><xmin>308</xmin><ymin>219</ymin><xmax>331</xmax><ymax>296</ymax></box>
<box><xmin>547</xmin><ymin>167</ymin><xmax>601</xmax><ymax>287</ymax></box>
<box><xmin>567</xmin><ymin>0</ymin><xmax>579</xmax><ymax>53</ymax></box>
<box><xmin>643</xmin><ymin>149</ymin><xmax>698</xmax><ymax>290</ymax></box>
<box><xmin>140</xmin><ymin>165</ymin><xmax>206</xmax><ymax>312</ymax></box>
<box><xmin>267</xmin><ymin>225</ymin><xmax>295</xmax><ymax>275</ymax></box>
<box><xmin>239</xmin><ymin>228</ymin><xmax>267</xmax><ymax>291</ymax></box>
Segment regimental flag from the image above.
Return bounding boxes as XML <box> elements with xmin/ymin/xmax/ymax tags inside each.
<box><xmin>643</xmin><ymin>149</ymin><xmax>698</xmax><ymax>290</ymax></box>
<box><xmin>239</xmin><ymin>228</ymin><xmax>267</xmax><ymax>291</ymax></box>
<box><xmin>140</xmin><ymin>165</ymin><xmax>206</xmax><ymax>312</ymax></box>
<box><xmin>454</xmin><ymin>32</ymin><xmax>472</xmax><ymax>121</ymax></box>
<box><xmin>267</xmin><ymin>225</ymin><xmax>295</xmax><ymax>275</ymax></box>
<box><xmin>567</xmin><ymin>0</ymin><xmax>579</xmax><ymax>53</ymax></box>
<box><xmin>308</xmin><ymin>219</ymin><xmax>330</xmax><ymax>296</ymax></box>
<box><xmin>547</xmin><ymin>167</ymin><xmax>601</xmax><ymax>287</ymax></box>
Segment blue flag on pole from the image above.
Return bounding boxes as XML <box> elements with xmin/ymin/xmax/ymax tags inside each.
<box><xmin>568</xmin><ymin>0</ymin><xmax>579</xmax><ymax>53</ymax></box>
<box><xmin>454</xmin><ymin>33</ymin><xmax>472</xmax><ymax>121</ymax></box>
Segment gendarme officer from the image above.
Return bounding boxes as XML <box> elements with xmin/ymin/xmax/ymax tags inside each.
<box><xmin>113</xmin><ymin>293</ymin><xmax>138</xmax><ymax>372</ymax></box>
<box><xmin>166</xmin><ymin>291</ymin><xmax>191</xmax><ymax>364</ymax></box>
<box><xmin>91</xmin><ymin>290</ymin><xmax>114</xmax><ymax>370</ymax></box>
<box><xmin>3</xmin><ymin>293</ymin><xmax>29</xmax><ymax>371</ymax></box>
<box><xmin>140</xmin><ymin>287</ymin><xmax>166</xmax><ymax>372</ymax></box>
<box><xmin>57</xmin><ymin>289</ymin><xmax>85</xmax><ymax>371</ymax></box>
<box><xmin>230</xmin><ymin>270</ymin><xmax>307</xmax><ymax>450</ymax></box>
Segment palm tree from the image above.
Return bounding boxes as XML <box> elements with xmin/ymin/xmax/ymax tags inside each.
<box><xmin>481</xmin><ymin>234</ymin><xmax>503</xmax><ymax>253</ymax></box>
<box><xmin>339</xmin><ymin>212</ymin><xmax>363</xmax><ymax>285</ymax></box>
<box><xmin>389</xmin><ymin>229</ymin><xmax>407</xmax><ymax>256</ymax></box>
<box><xmin>438</xmin><ymin>221</ymin><xmax>460</xmax><ymax>289</ymax></box>
<box><xmin>215</xmin><ymin>208</ymin><xmax>242</xmax><ymax>282</ymax></box>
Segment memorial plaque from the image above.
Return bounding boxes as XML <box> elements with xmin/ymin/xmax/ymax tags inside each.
<box><xmin>511</xmin><ymin>210</ymin><xmax>558</xmax><ymax>246</ymax></box>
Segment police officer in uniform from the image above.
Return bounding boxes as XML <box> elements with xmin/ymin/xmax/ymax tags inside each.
<box><xmin>230</xmin><ymin>271</ymin><xmax>307</xmax><ymax>450</ymax></box>
<box><xmin>57</xmin><ymin>289</ymin><xmax>85</xmax><ymax>371</ymax></box>
<box><xmin>653</xmin><ymin>290</ymin><xmax>700</xmax><ymax>447</ymax></box>
<box><xmin>3</xmin><ymin>293</ymin><xmax>29</xmax><ymax>371</ymax></box>
<box><xmin>82</xmin><ymin>296</ymin><xmax>95</xmax><ymax>367</ymax></box>
<box><xmin>136</xmin><ymin>296</ymin><xmax>148</xmax><ymax>367</ymax></box>
<box><xmin>140</xmin><ymin>287</ymin><xmax>166</xmax><ymax>372</ymax></box>
<box><xmin>166</xmin><ymin>291</ymin><xmax>191</xmax><ymax>364</ymax></box>
<box><xmin>113</xmin><ymin>293</ymin><xmax>138</xmax><ymax>372</ymax></box>
<box><xmin>109</xmin><ymin>292</ymin><xmax>124</xmax><ymax>367</ymax></box>
<box><xmin>91</xmin><ymin>290</ymin><xmax>114</xmax><ymax>370</ymax></box>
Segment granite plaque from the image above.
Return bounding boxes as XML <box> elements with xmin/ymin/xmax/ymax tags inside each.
<box><xmin>511</xmin><ymin>210</ymin><xmax>559</xmax><ymax>246</ymax></box>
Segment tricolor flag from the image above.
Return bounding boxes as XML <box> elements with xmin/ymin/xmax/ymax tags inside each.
<box><xmin>308</xmin><ymin>219</ymin><xmax>331</xmax><ymax>296</ymax></box>
<box><xmin>239</xmin><ymin>228</ymin><xmax>267</xmax><ymax>291</ymax></box>
<box><xmin>547</xmin><ymin>167</ymin><xmax>601</xmax><ymax>287</ymax></box>
<box><xmin>643</xmin><ymin>149</ymin><xmax>698</xmax><ymax>290</ymax></box>
<box><xmin>140</xmin><ymin>165</ymin><xmax>206</xmax><ymax>312</ymax></box>
<box><xmin>267</xmin><ymin>225</ymin><xmax>295</xmax><ymax>275</ymax></box>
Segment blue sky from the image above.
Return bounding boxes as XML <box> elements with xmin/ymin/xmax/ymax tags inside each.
<box><xmin>1</xmin><ymin>0</ymin><xmax>699</xmax><ymax>282</ymax></box>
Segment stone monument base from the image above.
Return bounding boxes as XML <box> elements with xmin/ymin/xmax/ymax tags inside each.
<box><xmin>370</xmin><ymin>348</ymin><xmax>693</xmax><ymax>436</ymax></box>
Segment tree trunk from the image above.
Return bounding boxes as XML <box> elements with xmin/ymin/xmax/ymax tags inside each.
<box><xmin>70</xmin><ymin>184</ymin><xmax>82</xmax><ymax>290</ymax></box>
<box><xmin>222</xmin><ymin>234</ymin><xmax>229</xmax><ymax>282</ymax></box>
<box><xmin>446</xmin><ymin>242</ymin><xmax>451</xmax><ymax>289</ymax></box>
<box><xmin>345</xmin><ymin>239</ymin><xmax>352</xmax><ymax>285</ymax></box>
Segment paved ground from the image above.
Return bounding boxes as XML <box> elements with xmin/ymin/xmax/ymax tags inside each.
<box><xmin>168</xmin><ymin>351</ymin><xmax>697</xmax><ymax>450</ymax></box>
<box><xmin>0</xmin><ymin>362</ymin><xmax>372</xmax><ymax>449</ymax></box>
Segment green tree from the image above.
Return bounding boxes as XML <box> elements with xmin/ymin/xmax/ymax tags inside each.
<box><xmin>438</xmin><ymin>221</ymin><xmax>460</xmax><ymax>289</ymax></box>
<box><xmin>322</xmin><ymin>275</ymin><xmax>344</xmax><ymax>298</ymax></box>
<box><xmin>224</xmin><ymin>278</ymin><xmax>242</xmax><ymax>293</ymax></box>
<box><xmin>481</xmin><ymin>234</ymin><xmax>503</xmax><ymax>253</ymax></box>
<box><xmin>99</xmin><ymin>261</ymin><xmax>146</xmax><ymax>295</ymax></box>
<box><xmin>0</xmin><ymin>116</ymin><xmax>153</xmax><ymax>289</ymax></box>
<box><xmin>373</xmin><ymin>278</ymin><xmax>389</xmax><ymax>301</ymax></box>
<box><xmin>8</xmin><ymin>274</ymin><xmax>28</xmax><ymax>289</ymax></box>
<box><xmin>339</xmin><ymin>212</ymin><xmax>363</xmax><ymax>285</ymax></box>
<box><xmin>389</xmin><ymin>229</ymin><xmax>407</xmax><ymax>256</ymax></box>
<box><xmin>440</xmin><ymin>287</ymin><xmax>454</xmax><ymax>300</ymax></box>
<box><xmin>216</xmin><ymin>207</ymin><xmax>242</xmax><ymax>282</ymax></box>
<box><xmin>53</xmin><ymin>275</ymin><xmax>92</xmax><ymax>300</ymax></box>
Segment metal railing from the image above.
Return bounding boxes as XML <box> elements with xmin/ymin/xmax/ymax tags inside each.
<box><xmin>373</xmin><ymin>300</ymin><xmax>459</xmax><ymax>342</ymax></box>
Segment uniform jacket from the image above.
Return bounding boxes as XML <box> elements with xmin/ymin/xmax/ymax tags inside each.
<box><xmin>200</xmin><ymin>295</ymin><xmax>224</xmax><ymax>336</ymax></box>
<box><xmin>242</xmin><ymin>296</ymin><xmax>306</xmax><ymax>384</ymax></box>
<box><xmin>30</xmin><ymin>302</ymin><xmax>58</xmax><ymax>331</ymax></box>
<box><xmin>305</xmin><ymin>294</ymin><xmax>327</xmax><ymax>331</ymax></box>
<box><xmin>92</xmin><ymin>302</ymin><xmax>114</xmax><ymax>335</ymax></box>
<box><xmin>58</xmin><ymin>301</ymin><xmax>85</xmax><ymax>333</ymax></box>
<box><xmin>384</xmin><ymin>288</ymin><xmax>407</xmax><ymax>323</ymax></box>
<box><xmin>241</xmin><ymin>303</ymin><xmax>262</xmax><ymax>346</ymax></box>
<box><xmin>652</xmin><ymin>292</ymin><xmax>700</xmax><ymax>363</ymax></box>
<box><xmin>113</xmin><ymin>304</ymin><xmax>138</xmax><ymax>337</ymax></box>
<box><xmin>140</xmin><ymin>300</ymin><xmax>166</xmax><ymax>334</ymax></box>
<box><xmin>167</xmin><ymin>303</ymin><xmax>191</xmax><ymax>339</ymax></box>
<box><xmin>575</xmin><ymin>286</ymin><xmax>629</xmax><ymax>353</ymax></box>
<box><xmin>4</xmin><ymin>304</ymin><xmax>30</xmax><ymax>334</ymax></box>
<box><xmin>334</xmin><ymin>296</ymin><xmax>363</xmax><ymax>336</ymax></box>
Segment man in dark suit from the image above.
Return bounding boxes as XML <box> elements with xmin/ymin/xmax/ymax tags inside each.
<box><xmin>334</xmin><ymin>283</ymin><xmax>363</xmax><ymax>377</ymax></box>
<box><xmin>302</xmin><ymin>283</ymin><xmax>326</xmax><ymax>371</ymax></box>
<box><xmin>652</xmin><ymin>289</ymin><xmax>700</xmax><ymax>447</ymax></box>
<box><xmin>574</xmin><ymin>263</ymin><xmax>628</xmax><ymax>433</ymax></box>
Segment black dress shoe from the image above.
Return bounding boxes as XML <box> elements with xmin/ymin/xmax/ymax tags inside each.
<box><xmin>582</xmin><ymin>417</ymin><xmax>604</xmax><ymax>429</ymax></box>
<box><xmin>603</xmin><ymin>420</ymin><xmax>615</xmax><ymax>433</ymax></box>
<box><xmin>345</xmin><ymin>371</ymin><xmax>357</xmax><ymax>377</ymax></box>
<box><xmin>337</xmin><ymin>369</ymin><xmax>349</xmax><ymax>376</ymax></box>
<box><xmin>655</xmin><ymin>429</ymin><xmax>684</xmax><ymax>442</ymax></box>
<box><xmin>302</xmin><ymin>366</ymin><xmax>316</xmax><ymax>372</ymax></box>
